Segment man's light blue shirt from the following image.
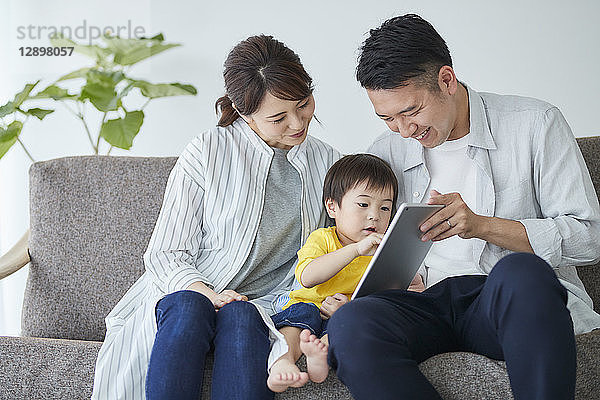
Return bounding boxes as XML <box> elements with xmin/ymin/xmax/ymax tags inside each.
<box><xmin>368</xmin><ymin>84</ymin><xmax>600</xmax><ymax>334</ymax></box>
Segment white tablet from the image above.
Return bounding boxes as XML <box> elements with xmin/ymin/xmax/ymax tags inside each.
<box><xmin>351</xmin><ymin>203</ymin><xmax>444</xmax><ymax>299</ymax></box>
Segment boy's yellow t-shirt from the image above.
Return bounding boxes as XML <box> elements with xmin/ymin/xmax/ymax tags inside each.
<box><xmin>283</xmin><ymin>226</ymin><xmax>371</xmax><ymax>310</ymax></box>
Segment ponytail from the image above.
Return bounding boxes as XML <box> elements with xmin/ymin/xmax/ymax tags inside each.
<box><xmin>215</xmin><ymin>95</ymin><xmax>240</xmax><ymax>127</ymax></box>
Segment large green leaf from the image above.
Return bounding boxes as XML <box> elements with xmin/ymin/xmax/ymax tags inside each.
<box><xmin>23</xmin><ymin>108</ymin><xmax>55</xmax><ymax>120</ymax></box>
<box><xmin>57</xmin><ymin>67</ymin><xmax>92</xmax><ymax>81</ymax></box>
<box><xmin>86</xmin><ymin>70</ymin><xmax>125</xmax><ymax>86</ymax></box>
<box><xmin>132</xmin><ymin>80</ymin><xmax>197</xmax><ymax>98</ymax></box>
<box><xmin>0</xmin><ymin>136</ymin><xmax>17</xmax><ymax>159</ymax></box>
<box><xmin>50</xmin><ymin>34</ymin><xmax>111</xmax><ymax>61</ymax></box>
<box><xmin>31</xmin><ymin>85</ymin><xmax>76</xmax><ymax>100</ymax></box>
<box><xmin>0</xmin><ymin>101</ymin><xmax>15</xmax><ymax>118</ymax></box>
<box><xmin>99</xmin><ymin>110</ymin><xmax>144</xmax><ymax>149</ymax></box>
<box><xmin>80</xmin><ymin>83</ymin><xmax>119</xmax><ymax>112</ymax></box>
<box><xmin>0</xmin><ymin>121</ymin><xmax>23</xmax><ymax>142</ymax></box>
<box><xmin>115</xmin><ymin>42</ymin><xmax>180</xmax><ymax>66</ymax></box>
<box><xmin>13</xmin><ymin>81</ymin><xmax>39</xmax><ymax>107</ymax></box>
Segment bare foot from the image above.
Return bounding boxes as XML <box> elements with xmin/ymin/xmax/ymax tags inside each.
<box><xmin>267</xmin><ymin>358</ymin><xmax>309</xmax><ymax>392</ymax></box>
<box><xmin>299</xmin><ymin>329</ymin><xmax>329</xmax><ymax>383</ymax></box>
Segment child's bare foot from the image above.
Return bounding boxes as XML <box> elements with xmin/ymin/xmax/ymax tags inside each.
<box><xmin>267</xmin><ymin>358</ymin><xmax>309</xmax><ymax>392</ymax></box>
<box><xmin>299</xmin><ymin>329</ymin><xmax>329</xmax><ymax>383</ymax></box>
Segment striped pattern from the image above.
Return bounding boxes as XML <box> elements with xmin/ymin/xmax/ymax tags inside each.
<box><xmin>91</xmin><ymin>119</ymin><xmax>341</xmax><ymax>399</ymax></box>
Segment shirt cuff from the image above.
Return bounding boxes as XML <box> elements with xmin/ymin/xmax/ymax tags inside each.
<box><xmin>519</xmin><ymin>218</ymin><xmax>562</xmax><ymax>268</ymax></box>
<box><xmin>165</xmin><ymin>266</ymin><xmax>213</xmax><ymax>294</ymax></box>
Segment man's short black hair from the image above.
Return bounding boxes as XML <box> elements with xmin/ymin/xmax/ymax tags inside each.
<box><xmin>356</xmin><ymin>14</ymin><xmax>452</xmax><ymax>91</ymax></box>
<box><xmin>322</xmin><ymin>154</ymin><xmax>398</xmax><ymax>225</ymax></box>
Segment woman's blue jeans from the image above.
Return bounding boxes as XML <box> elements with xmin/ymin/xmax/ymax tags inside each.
<box><xmin>145</xmin><ymin>290</ymin><xmax>273</xmax><ymax>400</ymax></box>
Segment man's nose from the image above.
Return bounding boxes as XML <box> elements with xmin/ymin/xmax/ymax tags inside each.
<box><xmin>395</xmin><ymin>118</ymin><xmax>416</xmax><ymax>138</ymax></box>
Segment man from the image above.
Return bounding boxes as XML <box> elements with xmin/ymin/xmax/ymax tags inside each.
<box><xmin>327</xmin><ymin>14</ymin><xmax>600</xmax><ymax>400</ymax></box>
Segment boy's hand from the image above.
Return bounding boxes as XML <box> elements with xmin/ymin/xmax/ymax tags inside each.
<box><xmin>408</xmin><ymin>273</ymin><xmax>425</xmax><ymax>292</ymax></box>
<box><xmin>213</xmin><ymin>289</ymin><xmax>248</xmax><ymax>309</ymax></box>
<box><xmin>320</xmin><ymin>293</ymin><xmax>349</xmax><ymax>319</ymax></box>
<box><xmin>354</xmin><ymin>233</ymin><xmax>384</xmax><ymax>256</ymax></box>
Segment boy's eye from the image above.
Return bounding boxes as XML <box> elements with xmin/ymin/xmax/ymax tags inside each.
<box><xmin>357</xmin><ymin>203</ymin><xmax>368</xmax><ymax>208</ymax></box>
<box><xmin>381</xmin><ymin>206</ymin><xmax>390</xmax><ymax>212</ymax></box>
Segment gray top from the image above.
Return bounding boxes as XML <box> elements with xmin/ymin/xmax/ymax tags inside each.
<box><xmin>228</xmin><ymin>147</ymin><xmax>302</xmax><ymax>299</ymax></box>
<box><xmin>367</xmin><ymin>83</ymin><xmax>600</xmax><ymax>334</ymax></box>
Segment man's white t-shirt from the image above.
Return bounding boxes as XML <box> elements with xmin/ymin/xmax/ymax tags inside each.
<box><xmin>423</xmin><ymin>133</ymin><xmax>486</xmax><ymax>287</ymax></box>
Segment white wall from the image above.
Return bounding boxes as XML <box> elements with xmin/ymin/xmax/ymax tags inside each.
<box><xmin>1</xmin><ymin>0</ymin><xmax>599</xmax><ymax>335</ymax></box>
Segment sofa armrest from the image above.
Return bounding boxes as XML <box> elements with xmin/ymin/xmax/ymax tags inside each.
<box><xmin>0</xmin><ymin>230</ymin><xmax>30</xmax><ymax>280</ymax></box>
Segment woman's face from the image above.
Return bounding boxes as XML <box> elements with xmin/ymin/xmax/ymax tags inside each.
<box><xmin>241</xmin><ymin>93</ymin><xmax>315</xmax><ymax>150</ymax></box>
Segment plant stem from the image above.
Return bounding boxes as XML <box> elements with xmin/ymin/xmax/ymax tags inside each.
<box><xmin>60</xmin><ymin>101</ymin><xmax>97</xmax><ymax>153</ymax></box>
<box><xmin>141</xmin><ymin>99</ymin><xmax>151</xmax><ymax>110</ymax></box>
<box><xmin>81</xmin><ymin>116</ymin><xmax>96</xmax><ymax>153</ymax></box>
<box><xmin>96</xmin><ymin>112</ymin><xmax>108</xmax><ymax>154</ymax></box>
<box><xmin>16</xmin><ymin>137</ymin><xmax>35</xmax><ymax>163</ymax></box>
<box><xmin>107</xmin><ymin>146</ymin><xmax>113</xmax><ymax>155</ymax></box>
<box><xmin>59</xmin><ymin>101</ymin><xmax>79</xmax><ymax>118</ymax></box>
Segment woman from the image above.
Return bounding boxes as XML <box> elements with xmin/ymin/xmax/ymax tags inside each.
<box><xmin>91</xmin><ymin>35</ymin><xmax>341</xmax><ymax>399</ymax></box>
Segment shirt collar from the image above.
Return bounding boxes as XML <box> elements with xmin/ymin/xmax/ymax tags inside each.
<box><xmin>465</xmin><ymin>83</ymin><xmax>496</xmax><ymax>150</ymax></box>
<box><xmin>232</xmin><ymin>117</ymin><xmax>306</xmax><ymax>160</ymax></box>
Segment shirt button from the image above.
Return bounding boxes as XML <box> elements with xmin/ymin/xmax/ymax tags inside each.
<box><xmin>413</xmin><ymin>191</ymin><xmax>420</xmax><ymax>197</ymax></box>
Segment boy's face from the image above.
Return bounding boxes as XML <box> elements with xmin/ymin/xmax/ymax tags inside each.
<box><xmin>326</xmin><ymin>181</ymin><xmax>394</xmax><ymax>247</ymax></box>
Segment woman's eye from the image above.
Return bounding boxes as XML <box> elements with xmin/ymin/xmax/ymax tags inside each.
<box><xmin>271</xmin><ymin>117</ymin><xmax>285</xmax><ymax>124</ymax></box>
<box><xmin>298</xmin><ymin>101</ymin><xmax>309</xmax><ymax>109</ymax></box>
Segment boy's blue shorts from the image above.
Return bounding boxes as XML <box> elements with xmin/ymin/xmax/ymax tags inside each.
<box><xmin>271</xmin><ymin>302</ymin><xmax>329</xmax><ymax>337</ymax></box>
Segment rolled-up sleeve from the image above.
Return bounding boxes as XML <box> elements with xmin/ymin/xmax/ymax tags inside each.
<box><xmin>143</xmin><ymin>158</ymin><xmax>212</xmax><ymax>294</ymax></box>
<box><xmin>519</xmin><ymin>107</ymin><xmax>600</xmax><ymax>268</ymax></box>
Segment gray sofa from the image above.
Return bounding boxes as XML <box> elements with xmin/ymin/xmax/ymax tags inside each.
<box><xmin>1</xmin><ymin>137</ymin><xmax>599</xmax><ymax>400</ymax></box>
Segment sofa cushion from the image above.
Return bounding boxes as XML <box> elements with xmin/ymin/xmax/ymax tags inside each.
<box><xmin>2</xmin><ymin>330</ymin><xmax>598</xmax><ymax>399</ymax></box>
<box><xmin>24</xmin><ymin>156</ymin><xmax>177</xmax><ymax>341</ymax></box>
<box><xmin>0</xmin><ymin>336</ymin><xmax>102</xmax><ymax>400</ymax></box>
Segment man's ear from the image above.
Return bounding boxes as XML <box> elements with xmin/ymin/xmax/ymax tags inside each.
<box><xmin>325</xmin><ymin>198</ymin><xmax>337</xmax><ymax>219</ymax></box>
<box><xmin>437</xmin><ymin>65</ymin><xmax>458</xmax><ymax>96</ymax></box>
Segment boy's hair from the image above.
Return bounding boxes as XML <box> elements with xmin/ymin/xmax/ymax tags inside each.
<box><xmin>356</xmin><ymin>14</ymin><xmax>452</xmax><ymax>92</ymax></box>
<box><xmin>323</xmin><ymin>154</ymin><xmax>399</xmax><ymax>218</ymax></box>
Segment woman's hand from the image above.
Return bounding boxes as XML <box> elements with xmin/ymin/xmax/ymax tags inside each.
<box><xmin>353</xmin><ymin>233</ymin><xmax>384</xmax><ymax>256</ymax></box>
<box><xmin>319</xmin><ymin>293</ymin><xmax>349</xmax><ymax>319</ymax></box>
<box><xmin>408</xmin><ymin>273</ymin><xmax>425</xmax><ymax>293</ymax></box>
<box><xmin>213</xmin><ymin>289</ymin><xmax>248</xmax><ymax>309</ymax></box>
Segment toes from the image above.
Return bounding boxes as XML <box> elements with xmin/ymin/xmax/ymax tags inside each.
<box><xmin>300</xmin><ymin>329</ymin><xmax>311</xmax><ymax>341</ymax></box>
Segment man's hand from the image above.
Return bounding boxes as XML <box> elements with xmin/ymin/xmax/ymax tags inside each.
<box><xmin>319</xmin><ymin>293</ymin><xmax>349</xmax><ymax>319</ymax></box>
<box><xmin>420</xmin><ymin>190</ymin><xmax>484</xmax><ymax>241</ymax></box>
<box><xmin>408</xmin><ymin>273</ymin><xmax>425</xmax><ymax>292</ymax></box>
<box><xmin>212</xmin><ymin>289</ymin><xmax>248</xmax><ymax>309</ymax></box>
<box><xmin>353</xmin><ymin>233</ymin><xmax>384</xmax><ymax>256</ymax></box>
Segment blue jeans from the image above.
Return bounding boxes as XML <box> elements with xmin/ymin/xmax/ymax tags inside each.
<box><xmin>327</xmin><ymin>253</ymin><xmax>576</xmax><ymax>400</ymax></box>
<box><xmin>145</xmin><ymin>290</ymin><xmax>273</xmax><ymax>400</ymax></box>
<box><xmin>271</xmin><ymin>302</ymin><xmax>329</xmax><ymax>336</ymax></box>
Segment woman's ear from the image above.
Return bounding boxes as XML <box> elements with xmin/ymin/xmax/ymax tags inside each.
<box><xmin>325</xmin><ymin>198</ymin><xmax>337</xmax><ymax>219</ymax></box>
<box><xmin>232</xmin><ymin>103</ymin><xmax>253</xmax><ymax>124</ymax></box>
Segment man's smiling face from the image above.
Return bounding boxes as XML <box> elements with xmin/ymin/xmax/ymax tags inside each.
<box><xmin>367</xmin><ymin>81</ymin><xmax>461</xmax><ymax>148</ymax></box>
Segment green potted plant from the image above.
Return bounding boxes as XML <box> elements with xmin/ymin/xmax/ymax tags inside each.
<box><xmin>0</xmin><ymin>33</ymin><xmax>197</xmax><ymax>161</ymax></box>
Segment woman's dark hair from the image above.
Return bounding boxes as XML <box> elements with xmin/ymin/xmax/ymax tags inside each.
<box><xmin>323</xmin><ymin>154</ymin><xmax>399</xmax><ymax>223</ymax></box>
<box><xmin>356</xmin><ymin>14</ymin><xmax>452</xmax><ymax>91</ymax></box>
<box><xmin>215</xmin><ymin>35</ymin><xmax>314</xmax><ymax>127</ymax></box>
